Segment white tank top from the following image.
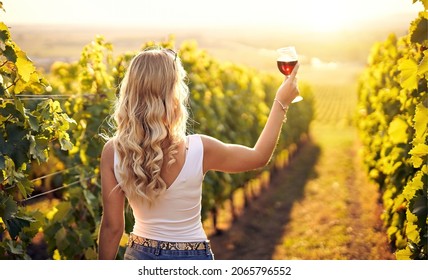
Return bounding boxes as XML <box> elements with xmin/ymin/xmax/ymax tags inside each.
<box><xmin>113</xmin><ymin>134</ymin><xmax>207</xmax><ymax>242</ymax></box>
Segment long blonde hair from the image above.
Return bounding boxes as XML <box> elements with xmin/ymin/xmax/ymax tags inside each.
<box><xmin>113</xmin><ymin>48</ymin><xmax>189</xmax><ymax>202</ymax></box>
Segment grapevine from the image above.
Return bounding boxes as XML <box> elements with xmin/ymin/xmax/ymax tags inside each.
<box><xmin>356</xmin><ymin>2</ymin><xmax>427</xmax><ymax>259</ymax></box>
<box><xmin>0</xmin><ymin>22</ymin><xmax>75</xmax><ymax>259</ymax></box>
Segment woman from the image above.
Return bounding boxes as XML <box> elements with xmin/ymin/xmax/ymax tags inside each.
<box><xmin>98</xmin><ymin>48</ymin><xmax>299</xmax><ymax>260</ymax></box>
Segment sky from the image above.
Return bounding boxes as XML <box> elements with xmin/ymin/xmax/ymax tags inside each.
<box><xmin>1</xmin><ymin>0</ymin><xmax>424</xmax><ymax>33</ymax></box>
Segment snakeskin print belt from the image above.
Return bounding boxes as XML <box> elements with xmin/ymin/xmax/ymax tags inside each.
<box><xmin>128</xmin><ymin>233</ymin><xmax>211</xmax><ymax>251</ymax></box>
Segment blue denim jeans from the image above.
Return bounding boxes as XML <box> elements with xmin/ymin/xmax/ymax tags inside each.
<box><xmin>124</xmin><ymin>242</ymin><xmax>215</xmax><ymax>260</ymax></box>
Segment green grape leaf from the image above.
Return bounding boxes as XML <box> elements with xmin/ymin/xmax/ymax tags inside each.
<box><xmin>51</xmin><ymin>201</ymin><xmax>72</xmax><ymax>223</ymax></box>
<box><xmin>29</xmin><ymin>135</ymin><xmax>49</xmax><ymax>162</ymax></box>
<box><xmin>59</xmin><ymin>134</ymin><xmax>74</xmax><ymax>151</ymax></box>
<box><xmin>398</xmin><ymin>59</ymin><xmax>418</xmax><ymax>90</ymax></box>
<box><xmin>17</xmin><ymin>178</ymin><xmax>33</xmax><ymax>199</ymax></box>
<box><xmin>413</xmin><ymin>103</ymin><xmax>428</xmax><ymax>142</ymax></box>
<box><xmin>410</xmin><ymin>16</ymin><xmax>428</xmax><ymax>46</ymax></box>
<box><xmin>13</xmin><ymin>96</ymin><xmax>25</xmax><ymax>117</ymax></box>
<box><xmin>395</xmin><ymin>247</ymin><xmax>412</xmax><ymax>260</ymax></box>
<box><xmin>409</xmin><ymin>154</ymin><xmax>424</xmax><ymax>168</ymax></box>
<box><xmin>4</xmin><ymin>216</ymin><xmax>33</xmax><ymax>239</ymax></box>
<box><xmin>403</xmin><ymin>174</ymin><xmax>423</xmax><ymax>201</ymax></box>
<box><xmin>405</xmin><ymin>211</ymin><xmax>421</xmax><ymax>245</ymax></box>
<box><xmin>409</xmin><ymin>143</ymin><xmax>428</xmax><ymax>157</ymax></box>
<box><xmin>13</xmin><ymin>79</ymin><xmax>29</xmax><ymax>94</ymax></box>
<box><xmin>6</xmin><ymin>123</ymin><xmax>26</xmax><ymax>144</ymax></box>
<box><xmin>0</xmin><ymin>22</ymin><xmax>9</xmax><ymax>32</ymax></box>
<box><xmin>406</xmin><ymin>224</ymin><xmax>421</xmax><ymax>244</ymax></box>
<box><xmin>21</xmin><ymin>210</ymin><xmax>45</xmax><ymax>237</ymax></box>
<box><xmin>55</xmin><ymin>227</ymin><xmax>70</xmax><ymax>251</ymax></box>
<box><xmin>27</xmin><ymin>113</ymin><xmax>39</xmax><ymax>131</ymax></box>
<box><xmin>16</xmin><ymin>52</ymin><xmax>36</xmax><ymax>83</ymax></box>
<box><xmin>2</xmin><ymin>45</ymin><xmax>17</xmax><ymax>63</ymax></box>
<box><xmin>79</xmin><ymin>229</ymin><xmax>95</xmax><ymax>248</ymax></box>
<box><xmin>5</xmin><ymin>241</ymin><xmax>25</xmax><ymax>256</ymax></box>
<box><xmin>409</xmin><ymin>144</ymin><xmax>428</xmax><ymax>168</ymax></box>
<box><xmin>0</xmin><ymin>194</ymin><xmax>18</xmax><ymax>220</ymax></box>
<box><xmin>0</xmin><ymin>30</ymin><xmax>8</xmax><ymax>43</ymax></box>
<box><xmin>388</xmin><ymin>117</ymin><xmax>409</xmax><ymax>144</ymax></box>
<box><xmin>5</xmin><ymin>123</ymin><xmax>30</xmax><ymax>167</ymax></box>
<box><xmin>417</xmin><ymin>51</ymin><xmax>428</xmax><ymax>76</ymax></box>
<box><xmin>0</xmin><ymin>102</ymin><xmax>22</xmax><ymax>121</ymax></box>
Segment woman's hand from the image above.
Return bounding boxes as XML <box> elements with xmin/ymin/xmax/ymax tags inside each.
<box><xmin>275</xmin><ymin>63</ymin><xmax>300</xmax><ymax>106</ymax></box>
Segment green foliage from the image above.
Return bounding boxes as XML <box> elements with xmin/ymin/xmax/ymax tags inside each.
<box><xmin>41</xmin><ymin>36</ymin><xmax>115</xmax><ymax>259</ymax></box>
<box><xmin>356</xmin><ymin>9</ymin><xmax>427</xmax><ymax>260</ymax></box>
<box><xmin>0</xmin><ymin>22</ymin><xmax>74</xmax><ymax>259</ymax></box>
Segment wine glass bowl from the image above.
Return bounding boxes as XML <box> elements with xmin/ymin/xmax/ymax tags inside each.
<box><xmin>277</xmin><ymin>47</ymin><xmax>298</xmax><ymax>76</ymax></box>
<box><xmin>277</xmin><ymin>46</ymin><xmax>302</xmax><ymax>103</ymax></box>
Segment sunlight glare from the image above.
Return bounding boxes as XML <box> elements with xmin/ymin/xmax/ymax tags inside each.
<box><xmin>303</xmin><ymin>1</ymin><xmax>353</xmax><ymax>32</ymax></box>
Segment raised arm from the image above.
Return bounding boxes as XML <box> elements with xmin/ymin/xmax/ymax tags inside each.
<box><xmin>202</xmin><ymin>63</ymin><xmax>300</xmax><ymax>174</ymax></box>
<box><xmin>98</xmin><ymin>139</ymin><xmax>125</xmax><ymax>260</ymax></box>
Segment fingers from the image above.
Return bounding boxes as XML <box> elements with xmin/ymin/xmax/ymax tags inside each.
<box><xmin>288</xmin><ymin>64</ymin><xmax>300</xmax><ymax>98</ymax></box>
<box><xmin>277</xmin><ymin>63</ymin><xmax>300</xmax><ymax>104</ymax></box>
<box><xmin>289</xmin><ymin>62</ymin><xmax>300</xmax><ymax>79</ymax></box>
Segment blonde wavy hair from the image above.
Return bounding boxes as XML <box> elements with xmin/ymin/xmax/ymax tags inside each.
<box><xmin>113</xmin><ymin>48</ymin><xmax>189</xmax><ymax>202</ymax></box>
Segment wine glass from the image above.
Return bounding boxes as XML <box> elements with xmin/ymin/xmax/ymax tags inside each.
<box><xmin>277</xmin><ymin>46</ymin><xmax>303</xmax><ymax>103</ymax></box>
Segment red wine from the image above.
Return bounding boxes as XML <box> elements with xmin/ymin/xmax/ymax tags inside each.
<box><xmin>277</xmin><ymin>60</ymin><xmax>297</xmax><ymax>76</ymax></box>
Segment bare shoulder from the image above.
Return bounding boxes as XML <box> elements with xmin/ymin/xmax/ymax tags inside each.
<box><xmin>101</xmin><ymin>138</ymin><xmax>115</xmax><ymax>167</ymax></box>
<box><xmin>102</xmin><ymin>138</ymin><xmax>115</xmax><ymax>151</ymax></box>
<box><xmin>199</xmin><ymin>134</ymin><xmax>223</xmax><ymax>151</ymax></box>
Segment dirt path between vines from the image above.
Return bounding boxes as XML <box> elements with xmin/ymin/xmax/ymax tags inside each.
<box><xmin>208</xmin><ymin>123</ymin><xmax>395</xmax><ymax>260</ymax></box>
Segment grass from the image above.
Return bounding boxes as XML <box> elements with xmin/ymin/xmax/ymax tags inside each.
<box><xmin>272</xmin><ymin>124</ymin><xmax>356</xmax><ymax>259</ymax></box>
